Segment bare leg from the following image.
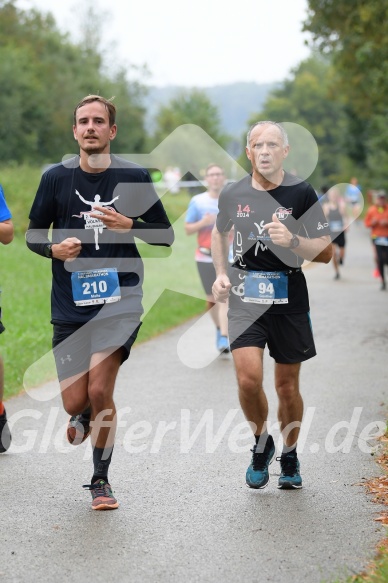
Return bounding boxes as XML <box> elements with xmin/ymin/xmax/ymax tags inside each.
<box><xmin>274</xmin><ymin>362</ymin><xmax>303</xmax><ymax>449</ymax></box>
<box><xmin>232</xmin><ymin>347</ymin><xmax>267</xmax><ymax>435</ymax></box>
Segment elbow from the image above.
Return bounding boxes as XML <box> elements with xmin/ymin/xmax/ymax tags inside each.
<box><xmin>160</xmin><ymin>226</ymin><xmax>175</xmax><ymax>247</ymax></box>
<box><xmin>322</xmin><ymin>243</ymin><xmax>333</xmax><ymax>263</ymax></box>
<box><xmin>167</xmin><ymin>227</ymin><xmax>175</xmax><ymax>247</ymax></box>
<box><xmin>2</xmin><ymin>232</ymin><xmax>14</xmax><ymax>245</ymax></box>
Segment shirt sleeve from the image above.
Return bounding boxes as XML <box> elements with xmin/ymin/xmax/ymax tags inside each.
<box><xmin>28</xmin><ymin>170</ymin><xmax>56</xmax><ymax>227</ymax></box>
<box><xmin>297</xmin><ymin>185</ymin><xmax>331</xmax><ymax>238</ymax></box>
<box><xmin>185</xmin><ymin>197</ymin><xmax>199</xmax><ymax>223</ymax></box>
<box><xmin>215</xmin><ymin>187</ymin><xmax>234</xmax><ymax>233</ymax></box>
<box><xmin>0</xmin><ymin>185</ymin><xmax>12</xmax><ymax>221</ymax></box>
<box><xmin>129</xmin><ymin>170</ymin><xmax>174</xmax><ymax>247</ymax></box>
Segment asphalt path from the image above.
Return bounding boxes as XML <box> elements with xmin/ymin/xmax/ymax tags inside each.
<box><xmin>1</xmin><ymin>223</ymin><xmax>387</xmax><ymax>583</ymax></box>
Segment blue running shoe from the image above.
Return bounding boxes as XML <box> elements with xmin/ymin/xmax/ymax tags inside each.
<box><xmin>246</xmin><ymin>436</ymin><xmax>275</xmax><ymax>489</ymax></box>
<box><xmin>217</xmin><ymin>335</ymin><xmax>230</xmax><ymax>353</ymax></box>
<box><xmin>277</xmin><ymin>452</ymin><xmax>303</xmax><ymax>489</ymax></box>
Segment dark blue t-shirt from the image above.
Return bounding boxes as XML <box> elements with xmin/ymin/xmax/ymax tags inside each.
<box><xmin>29</xmin><ymin>156</ymin><xmax>173</xmax><ymax>323</ymax></box>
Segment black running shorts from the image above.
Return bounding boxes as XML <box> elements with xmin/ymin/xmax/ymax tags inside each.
<box><xmin>228</xmin><ymin>310</ymin><xmax>316</xmax><ymax>364</ymax></box>
<box><xmin>52</xmin><ymin>316</ymin><xmax>141</xmax><ymax>381</ymax></box>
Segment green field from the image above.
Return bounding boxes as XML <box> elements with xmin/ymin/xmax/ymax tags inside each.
<box><xmin>0</xmin><ymin>166</ymin><xmax>207</xmax><ymax>399</ymax></box>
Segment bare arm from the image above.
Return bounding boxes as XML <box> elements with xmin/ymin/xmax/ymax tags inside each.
<box><xmin>211</xmin><ymin>225</ymin><xmax>232</xmax><ymax>302</ymax></box>
<box><xmin>263</xmin><ymin>214</ymin><xmax>332</xmax><ymax>264</ymax></box>
<box><xmin>185</xmin><ymin>213</ymin><xmax>217</xmax><ymax>235</ymax></box>
<box><xmin>0</xmin><ymin>220</ymin><xmax>14</xmax><ymax>245</ymax></box>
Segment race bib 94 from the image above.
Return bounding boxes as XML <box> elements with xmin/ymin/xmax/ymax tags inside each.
<box><xmin>243</xmin><ymin>271</ymin><xmax>288</xmax><ymax>304</ymax></box>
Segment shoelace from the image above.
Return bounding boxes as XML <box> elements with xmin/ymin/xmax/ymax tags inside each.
<box><xmin>82</xmin><ymin>481</ymin><xmax>111</xmax><ymax>497</ymax></box>
<box><xmin>251</xmin><ymin>445</ymin><xmax>272</xmax><ymax>471</ymax></box>
<box><xmin>276</xmin><ymin>454</ymin><xmax>298</xmax><ymax>476</ymax></box>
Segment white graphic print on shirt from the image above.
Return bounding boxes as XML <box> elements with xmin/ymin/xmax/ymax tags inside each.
<box><xmin>72</xmin><ymin>189</ymin><xmax>120</xmax><ymax>250</ymax></box>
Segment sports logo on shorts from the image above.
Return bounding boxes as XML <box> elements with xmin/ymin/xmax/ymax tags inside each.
<box><xmin>274</xmin><ymin>207</ymin><xmax>293</xmax><ymax>220</ymax></box>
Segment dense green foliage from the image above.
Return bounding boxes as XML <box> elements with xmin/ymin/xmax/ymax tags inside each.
<box><xmin>304</xmin><ymin>0</ymin><xmax>388</xmax><ymax>117</ymax></box>
<box><xmin>0</xmin><ymin>0</ymin><xmax>148</xmax><ymax>163</ymax></box>
<box><xmin>303</xmin><ymin>0</ymin><xmax>388</xmax><ymax>191</ymax></box>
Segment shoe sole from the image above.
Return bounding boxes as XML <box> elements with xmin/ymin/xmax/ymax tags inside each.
<box><xmin>67</xmin><ymin>423</ymin><xmax>91</xmax><ymax>446</ymax></box>
<box><xmin>92</xmin><ymin>502</ymin><xmax>119</xmax><ymax>510</ymax></box>
<box><xmin>277</xmin><ymin>482</ymin><xmax>303</xmax><ymax>489</ymax></box>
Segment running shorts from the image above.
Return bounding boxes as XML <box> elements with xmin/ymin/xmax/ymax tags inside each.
<box><xmin>196</xmin><ymin>261</ymin><xmax>217</xmax><ymax>296</ymax></box>
<box><xmin>228</xmin><ymin>310</ymin><xmax>316</xmax><ymax>364</ymax></box>
<box><xmin>52</xmin><ymin>316</ymin><xmax>141</xmax><ymax>381</ymax></box>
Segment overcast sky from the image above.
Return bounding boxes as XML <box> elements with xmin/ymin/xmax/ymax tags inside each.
<box><xmin>17</xmin><ymin>0</ymin><xmax>312</xmax><ymax>87</ymax></box>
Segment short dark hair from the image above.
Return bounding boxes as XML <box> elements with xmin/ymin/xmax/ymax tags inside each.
<box><xmin>73</xmin><ymin>95</ymin><xmax>116</xmax><ymax>126</ymax></box>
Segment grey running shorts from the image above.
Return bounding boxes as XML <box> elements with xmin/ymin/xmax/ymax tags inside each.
<box><xmin>52</xmin><ymin>316</ymin><xmax>141</xmax><ymax>381</ymax></box>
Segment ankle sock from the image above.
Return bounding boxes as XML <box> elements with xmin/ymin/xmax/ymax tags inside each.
<box><xmin>91</xmin><ymin>475</ymin><xmax>108</xmax><ymax>485</ymax></box>
<box><xmin>254</xmin><ymin>431</ymin><xmax>272</xmax><ymax>453</ymax></box>
<box><xmin>92</xmin><ymin>445</ymin><xmax>113</xmax><ymax>483</ymax></box>
<box><xmin>0</xmin><ymin>402</ymin><xmax>4</xmax><ymax>416</ymax></box>
<box><xmin>282</xmin><ymin>446</ymin><xmax>297</xmax><ymax>456</ymax></box>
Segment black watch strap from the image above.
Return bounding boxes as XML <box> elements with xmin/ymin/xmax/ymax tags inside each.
<box><xmin>289</xmin><ymin>234</ymin><xmax>300</xmax><ymax>249</ymax></box>
<box><xmin>44</xmin><ymin>244</ymin><xmax>53</xmax><ymax>258</ymax></box>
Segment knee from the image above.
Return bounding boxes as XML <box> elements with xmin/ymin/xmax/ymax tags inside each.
<box><xmin>88</xmin><ymin>384</ymin><xmax>112</xmax><ymax>411</ymax></box>
<box><xmin>62</xmin><ymin>399</ymin><xmax>87</xmax><ymax>417</ymax></box>
<box><xmin>276</xmin><ymin>381</ymin><xmax>299</xmax><ymax>402</ymax></box>
<box><xmin>238</xmin><ymin>373</ymin><xmax>261</xmax><ymax>397</ymax></box>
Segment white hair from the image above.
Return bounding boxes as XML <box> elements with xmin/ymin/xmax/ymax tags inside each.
<box><xmin>246</xmin><ymin>121</ymin><xmax>289</xmax><ymax>148</ymax></box>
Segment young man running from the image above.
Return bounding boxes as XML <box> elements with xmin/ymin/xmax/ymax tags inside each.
<box><xmin>26</xmin><ymin>95</ymin><xmax>174</xmax><ymax>509</ymax></box>
<box><xmin>211</xmin><ymin>121</ymin><xmax>332</xmax><ymax>489</ymax></box>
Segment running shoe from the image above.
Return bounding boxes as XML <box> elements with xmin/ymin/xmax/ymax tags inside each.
<box><xmin>0</xmin><ymin>408</ymin><xmax>11</xmax><ymax>453</ymax></box>
<box><xmin>373</xmin><ymin>268</ymin><xmax>381</xmax><ymax>279</ymax></box>
<box><xmin>217</xmin><ymin>335</ymin><xmax>230</xmax><ymax>353</ymax></box>
<box><xmin>67</xmin><ymin>407</ymin><xmax>91</xmax><ymax>446</ymax></box>
<box><xmin>277</xmin><ymin>451</ymin><xmax>303</xmax><ymax>489</ymax></box>
<box><xmin>83</xmin><ymin>479</ymin><xmax>119</xmax><ymax>510</ymax></box>
<box><xmin>246</xmin><ymin>436</ymin><xmax>275</xmax><ymax>489</ymax></box>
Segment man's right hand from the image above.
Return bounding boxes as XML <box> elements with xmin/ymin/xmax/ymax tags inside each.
<box><xmin>52</xmin><ymin>237</ymin><xmax>82</xmax><ymax>261</ymax></box>
<box><xmin>212</xmin><ymin>274</ymin><xmax>232</xmax><ymax>303</ymax></box>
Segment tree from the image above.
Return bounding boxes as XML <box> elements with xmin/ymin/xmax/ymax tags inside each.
<box><xmin>0</xmin><ymin>0</ymin><xmax>148</xmax><ymax>163</ymax></box>
<box><xmin>151</xmin><ymin>89</ymin><xmax>230</xmax><ymax>180</ymax></box>
<box><xmin>303</xmin><ymin>1</ymin><xmax>388</xmax><ymax>189</ymax></box>
<box><xmin>303</xmin><ymin>0</ymin><xmax>388</xmax><ymax>117</ymax></box>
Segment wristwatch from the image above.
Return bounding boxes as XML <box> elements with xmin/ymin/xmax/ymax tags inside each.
<box><xmin>289</xmin><ymin>234</ymin><xmax>300</xmax><ymax>249</ymax></box>
<box><xmin>44</xmin><ymin>243</ymin><xmax>53</xmax><ymax>258</ymax></box>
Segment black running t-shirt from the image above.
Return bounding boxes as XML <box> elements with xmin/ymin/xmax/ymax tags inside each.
<box><xmin>216</xmin><ymin>172</ymin><xmax>330</xmax><ymax>313</ymax></box>
<box><xmin>29</xmin><ymin>156</ymin><xmax>173</xmax><ymax>323</ymax></box>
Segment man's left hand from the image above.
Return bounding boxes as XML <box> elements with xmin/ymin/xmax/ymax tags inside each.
<box><xmin>263</xmin><ymin>213</ymin><xmax>293</xmax><ymax>247</ymax></box>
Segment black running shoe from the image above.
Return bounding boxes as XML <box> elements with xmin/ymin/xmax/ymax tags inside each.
<box><xmin>0</xmin><ymin>408</ymin><xmax>11</xmax><ymax>453</ymax></box>
<box><xmin>277</xmin><ymin>451</ymin><xmax>302</xmax><ymax>489</ymax></box>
